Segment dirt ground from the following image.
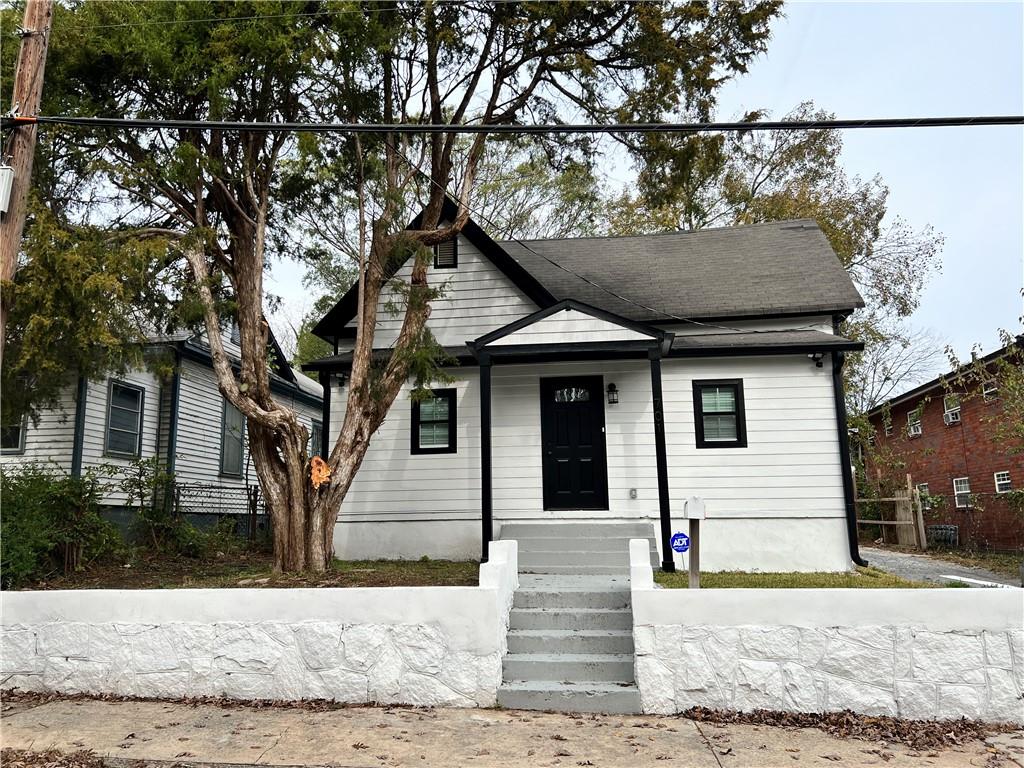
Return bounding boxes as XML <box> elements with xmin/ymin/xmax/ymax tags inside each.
<box><xmin>7</xmin><ymin>553</ymin><xmax>478</xmax><ymax>590</ymax></box>
<box><xmin>2</xmin><ymin>697</ymin><xmax>1021</xmax><ymax>768</ymax></box>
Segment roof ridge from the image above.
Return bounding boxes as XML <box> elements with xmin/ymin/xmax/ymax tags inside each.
<box><xmin>501</xmin><ymin>218</ymin><xmax>820</xmax><ymax>245</ymax></box>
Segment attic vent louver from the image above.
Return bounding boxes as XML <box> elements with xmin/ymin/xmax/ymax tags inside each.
<box><xmin>433</xmin><ymin>238</ymin><xmax>458</xmax><ymax>269</ymax></box>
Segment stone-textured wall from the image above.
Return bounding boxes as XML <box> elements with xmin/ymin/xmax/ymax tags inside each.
<box><xmin>2</xmin><ymin>621</ymin><xmax>501</xmax><ymax>707</ymax></box>
<box><xmin>2</xmin><ymin>542</ymin><xmax>518</xmax><ymax>707</ymax></box>
<box><xmin>634</xmin><ymin>624</ymin><xmax>1024</xmax><ymax>723</ymax></box>
<box><xmin>627</xmin><ymin>539</ymin><xmax>1024</xmax><ymax>724</ymax></box>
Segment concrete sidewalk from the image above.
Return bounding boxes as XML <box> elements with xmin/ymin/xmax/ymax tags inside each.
<box><xmin>3</xmin><ymin>698</ymin><xmax>1022</xmax><ymax>768</ymax></box>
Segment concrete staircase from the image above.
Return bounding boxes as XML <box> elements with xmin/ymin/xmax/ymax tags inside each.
<box><xmin>496</xmin><ymin>522</ymin><xmax>657</xmax><ymax>714</ymax></box>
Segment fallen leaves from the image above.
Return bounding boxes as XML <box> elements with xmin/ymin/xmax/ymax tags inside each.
<box><xmin>0</xmin><ymin>748</ymin><xmax>104</xmax><ymax>768</ymax></box>
<box><xmin>682</xmin><ymin>706</ymin><xmax>1017</xmax><ymax>751</ymax></box>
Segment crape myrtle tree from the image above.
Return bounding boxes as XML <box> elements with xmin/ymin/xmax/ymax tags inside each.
<box><xmin>45</xmin><ymin>0</ymin><xmax>781</xmax><ymax>572</ymax></box>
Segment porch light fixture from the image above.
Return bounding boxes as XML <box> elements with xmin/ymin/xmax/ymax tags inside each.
<box><xmin>606</xmin><ymin>383</ymin><xmax>619</xmax><ymax>404</ymax></box>
<box><xmin>808</xmin><ymin>352</ymin><xmax>824</xmax><ymax>368</ymax></box>
<box><xmin>334</xmin><ymin>372</ymin><xmax>348</xmax><ymax>388</ymax></box>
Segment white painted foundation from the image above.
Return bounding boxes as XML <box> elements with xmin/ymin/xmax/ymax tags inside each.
<box><xmin>629</xmin><ymin>540</ymin><xmax>1024</xmax><ymax>723</ymax></box>
<box><xmin>1</xmin><ymin>542</ymin><xmax>518</xmax><ymax>707</ymax></box>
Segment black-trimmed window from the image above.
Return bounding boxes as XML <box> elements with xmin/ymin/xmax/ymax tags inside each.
<box><xmin>693</xmin><ymin>379</ymin><xmax>746</xmax><ymax>449</ymax></box>
<box><xmin>1</xmin><ymin>414</ymin><xmax>26</xmax><ymax>455</ymax></box>
<box><xmin>220</xmin><ymin>399</ymin><xmax>245</xmax><ymax>476</ymax></box>
<box><xmin>433</xmin><ymin>238</ymin><xmax>458</xmax><ymax>269</ymax></box>
<box><xmin>411</xmin><ymin>388</ymin><xmax>457</xmax><ymax>454</ymax></box>
<box><xmin>309</xmin><ymin>419</ymin><xmax>323</xmax><ymax>458</ymax></box>
<box><xmin>105</xmin><ymin>380</ymin><xmax>144</xmax><ymax>458</ymax></box>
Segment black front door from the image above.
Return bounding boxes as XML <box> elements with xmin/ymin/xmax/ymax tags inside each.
<box><xmin>540</xmin><ymin>376</ymin><xmax>609</xmax><ymax>510</ymax></box>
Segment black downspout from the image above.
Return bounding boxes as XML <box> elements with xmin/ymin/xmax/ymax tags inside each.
<box><xmin>70</xmin><ymin>376</ymin><xmax>88</xmax><ymax>478</ymax></box>
<box><xmin>166</xmin><ymin>348</ymin><xmax>182</xmax><ymax>472</ymax></box>
<box><xmin>479</xmin><ymin>353</ymin><xmax>493</xmax><ymax>563</ymax></box>
<box><xmin>831</xmin><ymin>350</ymin><xmax>868</xmax><ymax>567</ymax></box>
<box><xmin>318</xmin><ymin>370</ymin><xmax>332</xmax><ymax>459</ymax></box>
<box><xmin>649</xmin><ymin>348</ymin><xmax>676</xmax><ymax>572</ymax></box>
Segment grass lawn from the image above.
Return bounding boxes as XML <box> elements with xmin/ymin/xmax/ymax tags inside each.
<box><xmin>654</xmin><ymin>566</ymin><xmax>936</xmax><ymax>589</ymax></box>
<box><xmin>16</xmin><ymin>551</ymin><xmax>479</xmax><ymax>590</ymax></box>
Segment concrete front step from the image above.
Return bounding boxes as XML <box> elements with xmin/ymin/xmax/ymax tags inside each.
<box><xmin>519</xmin><ymin>564</ymin><xmax>629</xmax><ymax>575</ymax></box>
<box><xmin>507</xmin><ymin>629</ymin><xmax>635</xmax><ymax>655</ymax></box>
<box><xmin>500</xmin><ymin>522</ymin><xmax>656</xmax><ymax>539</ymax></box>
<box><xmin>518</xmin><ymin>550</ymin><xmax>631</xmax><ymax>568</ymax></box>
<box><xmin>496</xmin><ymin>680</ymin><xmax>642</xmax><ymax>714</ymax></box>
<box><xmin>513</xmin><ymin>589</ymin><xmax>630</xmax><ymax>610</ymax></box>
<box><xmin>509</xmin><ymin>608</ymin><xmax>632</xmax><ymax>630</ymax></box>
<box><xmin>503</xmin><ymin>653</ymin><xmax>635</xmax><ymax>683</ymax></box>
<box><xmin>512</xmin><ymin>536</ymin><xmax>653</xmax><ymax>552</ymax></box>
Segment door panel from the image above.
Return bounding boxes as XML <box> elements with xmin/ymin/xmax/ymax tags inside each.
<box><xmin>540</xmin><ymin>376</ymin><xmax>609</xmax><ymax>510</ymax></box>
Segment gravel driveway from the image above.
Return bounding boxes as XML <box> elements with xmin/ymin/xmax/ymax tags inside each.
<box><xmin>862</xmin><ymin>546</ymin><xmax>1022</xmax><ymax>587</ymax></box>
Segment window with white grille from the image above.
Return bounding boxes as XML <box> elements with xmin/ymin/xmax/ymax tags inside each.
<box><xmin>907</xmin><ymin>408</ymin><xmax>923</xmax><ymax>437</ymax></box>
<box><xmin>953</xmin><ymin>477</ymin><xmax>971</xmax><ymax>508</ymax></box>
<box><xmin>994</xmin><ymin>471</ymin><xmax>1012</xmax><ymax>494</ymax></box>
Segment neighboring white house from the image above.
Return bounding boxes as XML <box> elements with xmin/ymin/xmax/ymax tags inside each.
<box><xmin>1</xmin><ymin>329</ymin><xmax>323</xmax><ymax>513</ymax></box>
<box><xmin>305</xmin><ymin>201</ymin><xmax>867</xmax><ymax>573</ymax></box>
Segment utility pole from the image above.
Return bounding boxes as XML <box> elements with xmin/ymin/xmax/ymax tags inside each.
<box><xmin>0</xmin><ymin>0</ymin><xmax>53</xmax><ymax>369</ymax></box>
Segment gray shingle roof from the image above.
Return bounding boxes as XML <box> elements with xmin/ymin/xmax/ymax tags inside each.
<box><xmin>498</xmin><ymin>219</ymin><xmax>863</xmax><ymax>322</ymax></box>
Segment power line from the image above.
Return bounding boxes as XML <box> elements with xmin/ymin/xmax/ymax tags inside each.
<box><xmin>4</xmin><ymin>114</ymin><xmax>1023</xmax><ymax>134</ymax></box>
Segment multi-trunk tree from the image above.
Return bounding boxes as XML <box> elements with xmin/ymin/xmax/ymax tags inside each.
<box><xmin>31</xmin><ymin>0</ymin><xmax>781</xmax><ymax>571</ymax></box>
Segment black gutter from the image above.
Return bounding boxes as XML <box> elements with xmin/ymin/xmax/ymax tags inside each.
<box><xmin>479</xmin><ymin>352</ymin><xmax>493</xmax><ymax>563</ymax></box>
<box><xmin>70</xmin><ymin>376</ymin><xmax>88</xmax><ymax>478</ymax></box>
<box><xmin>831</xmin><ymin>349</ymin><xmax>867</xmax><ymax>567</ymax></box>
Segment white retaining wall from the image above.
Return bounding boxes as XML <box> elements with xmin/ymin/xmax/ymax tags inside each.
<box><xmin>0</xmin><ymin>542</ymin><xmax>518</xmax><ymax>708</ymax></box>
<box><xmin>629</xmin><ymin>540</ymin><xmax>1024</xmax><ymax>723</ymax></box>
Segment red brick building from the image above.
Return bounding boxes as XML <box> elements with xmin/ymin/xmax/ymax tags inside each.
<box><xmin>865</xmin><ymin>336</ymin><xmax>1024</xmax><ymax>551</ymax></box>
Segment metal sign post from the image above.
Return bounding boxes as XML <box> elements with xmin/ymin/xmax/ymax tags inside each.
<box><xmin>671</xmin><ymin>496</ymin><xmax>705</xmax><ymax>589</ymax></box>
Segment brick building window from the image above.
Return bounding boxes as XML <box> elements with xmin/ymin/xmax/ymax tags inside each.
<box><xmin>953</xmin><ymin>477</ymin><xmax>971</xmax><ymax>508</ymax></box>
<box><xmin>907</xmin><ymin>408</ymin><xmax>923</xmax><ymax>437</ymax></box>
<box><xmin>983</xmin><ymin>381</ymin><xmax>999</xmax><ymax>401</ymax></box>
<box><xmin>994</xmin><ymin>471</ymin><xmax>1012</xmax><ymax>494</ymax></box>
<box><xmin>916</xmin><ymin>483</ymin><xmax>932</xmax><ymax>509</ymax></box>
<box><xmin>942</xmin><ymin>395</ymin><xmax>961</xmax><ymax>425</ymax></box>
<box><xmin>883</xmin><ymin>417</ymin><xmax>893</xmax><ymax>437</ymax></box>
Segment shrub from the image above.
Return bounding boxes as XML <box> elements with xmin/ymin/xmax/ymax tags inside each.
<box><xmin>1</xmin><ymin>463</ymin><xmax>119</xmax><ymax>588</ymax></box>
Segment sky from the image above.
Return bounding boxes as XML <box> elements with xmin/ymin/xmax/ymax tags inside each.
<box><xmin>711</xmin><ymin>0</ymin><xmax>1024</xmax><ymax>362</ymax></box>
<box><xmin>268</xmin><ymin>1</ymin><xmax>1024</xmax><ymax>368</ymax></box>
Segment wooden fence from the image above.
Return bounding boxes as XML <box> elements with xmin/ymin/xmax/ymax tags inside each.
<box><xmin>855</xmin><ymin>473</ymin><xmax>928</xmax><ymax>550</ymax></box>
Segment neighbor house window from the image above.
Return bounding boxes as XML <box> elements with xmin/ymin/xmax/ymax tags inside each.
<box><xmin>693</xmin><ymin>380</ymin><xmax>746</xmax><ymax>449</ymax></box>
<box><xmin>994</xmin><ymin>471</ymin><xmax>1012</xmax><ymax>494</ymax></box>
<box><xmin>942</xmin><ymin>394</ymin><xmax>961</xmax><ymax>425</ymax></box>
<box><xmin>983</xmin><ymin>380</ymin><xmax>999</xmax><ymax>401</ymax></box>
<box><xmin>310</xmin><ymin>420</ymin><xmax>323</xmax><ymax>458</ymax></box>
<box><xmin>220</xmin><ymin>399</ymin><xmax>245</xmax><ymax>476</ymax></box>
<box><xmin>1</xmin><ymin>415</ymin><xmax>26</xmax><ymax>455</ymax></box>
<box><xmin>907</xmin><ymin>407</ymin><xmax>923</xmax><ymax>437</ymax></box>
<box><xmin>952</xmin><ymin>476</ymin><xmax>971</xmax><ymax>508</ymax></box>
<box><xmin>433</xmin><ymin>238</ymin><xmax>458</xmax><ymax>269</ymax></box>
<box><xmin>883</xmin><ymin>418</ymin><xmax>893</xmax><ymax>437</ymax></box>
<box><xmin>411</xmin><ymin>389</ymin><xmax>457</xmax><ymax>454</ymax></box>
<box><xmin>916</xmin><ymin>483</ymin><xmax>932</xmax><ymax>509</ymax></box>
<box><xmin>104</xmin><ymin>381</ymin><xmax>144</xmax><ymax>457</ymax></box>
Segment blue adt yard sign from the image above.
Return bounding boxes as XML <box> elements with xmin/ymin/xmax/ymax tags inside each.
<box><xmin>670</xmin><ymin>532</ymin><xmax>690</xmax><ymax>553</ymax></box>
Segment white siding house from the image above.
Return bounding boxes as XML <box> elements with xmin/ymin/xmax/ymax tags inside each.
<box><xmin>1</xmin><ymin>331</ymin><xmax>323</xmax><ymax>512</ymax></box>
<box><xmin>307</xmin><ymin>204</ymin><xmax>866</xmax><ymax>573</ymax></box>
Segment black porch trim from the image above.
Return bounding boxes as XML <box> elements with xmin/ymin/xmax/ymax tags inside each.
<box><xmin>471</xmin><ymin>298</ymin><xmax>667</xmax><ymax>349</ymax></box>
<box><xmin>311</xmin><ymin>198</ymin><xmax>555</xmax><ymax>343</ymax></box>
<box><xmin>469</xmin><ymin>339</ymin><xmax>662</xmax><ymax>363</ymax></box>
<box><xmin>318</xmin><ymin>370</ymin><xmax>332</xmax><ymax>460</ymax></box>
<box><xmin>648</xmin><ymin>348</ymin><xmax>675</xmax><ymax>572</ymax></box>
<box><xmin>668</xmin><ymin>340</ymin><xmax>863</xmax><ymax>358</ymax></box>
<box><xmin>831</xmin><ymin>349</ymin><xmax>867</xmax><ymax>567</ymax></box>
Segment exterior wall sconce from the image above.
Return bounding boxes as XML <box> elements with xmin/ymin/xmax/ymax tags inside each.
<box><xmin>808</xmin><ymin>352</ymin><xmax>824</xmax><ymax>368</ymax></box>
<box><xmin>334</xmin><ymin>372</ymin><xmax>348</xmax><ymax>389</ymax></box>
<box><xmin>606</xmin><ymin>383</ymin><xmax>619</xmax><ymax>404</ymax></box>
